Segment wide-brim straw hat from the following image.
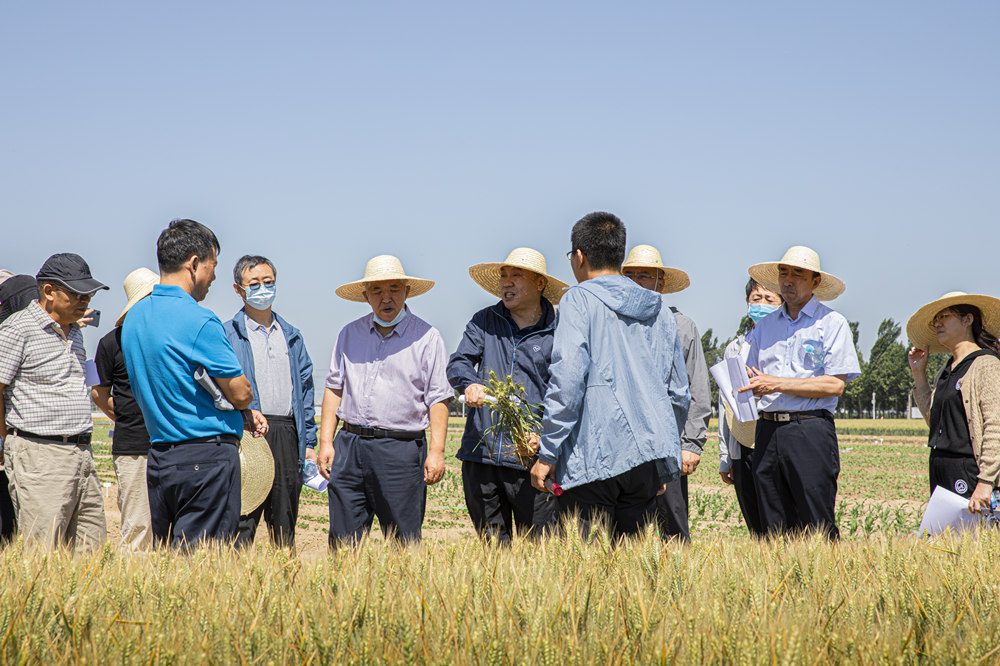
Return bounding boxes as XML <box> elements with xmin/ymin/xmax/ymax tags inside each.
<box><xmin>239</xmin><ymin>431</ymin><xmax>275</xmax><ymax>514</ymax></box>
<box><xmin>335</xmin><ymin>255</ymin><xmax>434</xmax><ymax>303</ymax></box>
<box><xmin>468</xmin><ymin>247</ymin><xmax>570</xmax><ymax>305</ymax></box>
<box><xmin>906</xmin><ymin>291</ymin><xmax>1000</xmax><ymax>354</ymax></box>
<box><xmin>724</xmin><ymin>403</ymin><xmax>757</xmax><ymax>449</ymax></box>
<box><xmin>115</xmin><ymin>267</ymin><xmax>159</xmax><ymax>326</ymax></box>
<box><xmin>621</xmin><ymin>245</ymin><xmax>690</xmax><ymax>294</ymax></box>
<box><xmin>747</xmin><ymin>245</ymin><xmax>845</xmax><ymax>301</ymax></box>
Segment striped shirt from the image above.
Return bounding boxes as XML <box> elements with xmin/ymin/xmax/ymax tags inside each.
<box><xmin>0</xmin><ymin>301</ymin><xmax>92</xmax><ymax>436</ymax></box>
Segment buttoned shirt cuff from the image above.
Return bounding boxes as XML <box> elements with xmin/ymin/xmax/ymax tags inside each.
<box><xmin>681</xmin><ymin>440</ymin><xmax>704</xmax><ymax>455</ymax></box>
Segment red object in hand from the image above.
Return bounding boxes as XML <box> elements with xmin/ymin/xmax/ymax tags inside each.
<box><xmin>545</xmin><ymin>480</ymin><xmax>563</xmax><ymax>496</ymax></box>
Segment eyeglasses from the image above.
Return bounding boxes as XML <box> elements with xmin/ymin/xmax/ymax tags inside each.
<box><xmin>931</xmin><ymin>311</ymin><xmax>956</xmax><ymax>327</ymax></box>
<box><xmin>54</xmin><ymin>286</ymin><xmax>91</xmax><ymax>302</ymax></box>
<box><xmin>241</xmin><ymin>280</ymin><xmax>275</xmax><ymax>288</ymax></box>
<box><xmin>624</xmin><ymin>272</ymin><xmax>659</xmax><ymax>281</ymax></box>
<box><xmin>566</xmin><ymin>249</ymin><xmax>576</xmax><ymax>261</ymax></box>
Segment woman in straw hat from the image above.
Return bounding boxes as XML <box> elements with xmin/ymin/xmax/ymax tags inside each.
<box><xmin>621</xmin><ymin>244</ymin><xmax>710</xmax><ymax>542</ymax></box>
<box><xmin>907</xmin><ymin>292</ymin><xmax>1000</xmax><ymax>512</ymax></box>
<box><xmin>91</xmin><ymin>267</ymin><xmax>159</xmax><ymax>551</ymax></box>
<box><xmin>447</xmin><ymin>248</ymin><xmax>568</xmax><ymax>542</ymax></box>
<box><xmin>317</xmin><ymin>255</ymin><xmax>453</xmax><ymax>545</ymax></box>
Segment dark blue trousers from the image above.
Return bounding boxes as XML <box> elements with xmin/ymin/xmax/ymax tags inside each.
<box><xmin>327</xmin><ymin>430</ymin><xmax>427</xmax><ymax>545</ymax></box>
<box><xmin>147</xmin><ymin>439</ymin><xmax>241</xmax><ymax>548</ymax></box>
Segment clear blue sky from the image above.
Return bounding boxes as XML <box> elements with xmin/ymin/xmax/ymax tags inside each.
<box><xmin>3</xmin><ymin>1</ymin><xmax>998</xmax><ymax>379</ymax></box>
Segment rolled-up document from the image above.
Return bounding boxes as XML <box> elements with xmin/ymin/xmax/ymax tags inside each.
<box><xmin>301</xmin><ymin>459</ymin><xmax>329</xmax><ymax>492</ymax></box>
<box><xmin>194</xmin><ymin>366</ymin><xmax>235</xmax><ymax>411</ymax></box>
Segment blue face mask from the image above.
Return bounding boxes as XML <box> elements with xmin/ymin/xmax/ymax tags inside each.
<box><xmin>245</xmin><ymin>283</ymin><xmax>276</xmax><ymax>310</ymax></box>
<box><xmin>748</xmin><ymin>303</ymin><xmax>780</xmax><ymax>324</ymax></box>
<box><xmin>374</xmin><ymin>307</ymin><xmax>407</xmax><ymax>328</ymax></box>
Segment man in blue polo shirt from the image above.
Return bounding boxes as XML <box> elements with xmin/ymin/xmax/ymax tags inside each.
<box><xmin>122</xmin><ymin>219</ymin><xmax>266</xmax><ymax>547</ymax></box>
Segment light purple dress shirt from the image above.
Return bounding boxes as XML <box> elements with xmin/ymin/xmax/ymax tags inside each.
<box><xmin>325</xmin><ymin>308</ymin><xmax>453</xmax><ymax>431</ymax></box>
<box><xmin>746</xmin><ymin>296</ymin><xmax>861</xmax><ymax>413</ymax></box>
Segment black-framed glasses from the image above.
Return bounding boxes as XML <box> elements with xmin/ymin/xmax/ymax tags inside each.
<box><xmin>566</xmin><ymin>249</ymin><xmax>576</xmax><ymax>261</ymax></box>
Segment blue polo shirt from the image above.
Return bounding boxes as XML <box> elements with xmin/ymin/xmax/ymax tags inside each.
<box><xmin>121</xmin><ymin>284</ymin><xmax>245</xmax><ymax>443</ymax></box>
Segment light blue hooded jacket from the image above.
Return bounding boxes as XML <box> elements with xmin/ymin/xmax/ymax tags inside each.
<box><xmin>537</xmin><ymin>275</ymin><xmax>690</xmax><ymax>489</ymax></box>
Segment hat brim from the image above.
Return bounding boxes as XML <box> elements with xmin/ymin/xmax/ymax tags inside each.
<box><xmin>115</xmin><ymin>283</ymin><xmax>157</xmax><ymax>327</ymax></box>
<box><xmin>620</xmin><ymin>263</ymin><xmax>690</xmax><ymax>294</ymax></box>
<box><xmin>47</xmin><ymin>277</ymin><xmax>109</xmax><ymax>295</ymax></box>
<box><xmin>468</xmin><ymin>262</ymin><xmax>570</xmax><ymax>304</ymax></box>
<box><xmin>240</xmin><ymin>431</ymin><xmax>275</xmax><ymax>514</ymax></box>
<box><xmin>747</xmin><ymin>262</ymin><xmax>845</xmax><ymax>301</ymax></box>
<box><xmin>906</xmin><ymin>293</ymin><xmax>1000</xmax><ymax>354</ymax></box>
<box><xmin>335</xmin><ymin>276</ymin><xmax>435</xmax><ymax>302</ymax></box>
<box><xmin>724</xmin><ymin>404</ymin><xmax>757</xmax><ymax>448</ymax></box>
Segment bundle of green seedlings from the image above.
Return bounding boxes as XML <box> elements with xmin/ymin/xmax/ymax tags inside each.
<box><xmin>481</xmin><ymin>370</ymin><xmax>542</xmax><ymax>467</ymax></box>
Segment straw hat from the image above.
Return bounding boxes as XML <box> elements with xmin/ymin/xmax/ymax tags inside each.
<box><xmin>621</xmin><ymin>245</ymin><xmax>690</xmax><ymax>294</ymax></box>
<box><xmin>115</xmin><ymin>267</ymin><xmax>159</xmax><ymax>326</ymax></box>
<box><xmin>906</xmin><ymin>291</ymin><xmax>1000</xmax><ymax>354</ymax></box>
<box><xmin>335</xmin><ymin>255</ymin><xmax>434</xmax><ymax>303</ymax></box>
<box><xmin>747</xmin><ymin>246</ymin><xmax>845</xmax><ymax>301</ymax></box>
<box><xmin>724</xmin><ymin>403</ymin><xmax>757</xmax><ymax>449</ymax></box>
<box><xmin>468</xmin><ymin>248</ymin><xmax>570</xmax><ymax>305</ymax></box>
<box><xmin>239</xmin><ymin>431</ymin><xmax>275</xmax><ymax>514</ymax></box>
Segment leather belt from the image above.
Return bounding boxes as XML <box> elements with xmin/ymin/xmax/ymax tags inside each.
<box><xmin>342</xmin><ymin>422</ymin><xmax>424</xmax><ymax>441</ymax></box>
<box><xmin>760</xmin><ymin>409</ymin><xmax>829</xmax><ymax>423</ymax></box>
<box><xmin>153</xmin><ymin>434</ymin><xmax>239</xmax><ymax>447</ymax></box>
<box><xmin>8</xmin><ymin>428</ymin><xmax>92</xmax><ymax>445</ymax></box>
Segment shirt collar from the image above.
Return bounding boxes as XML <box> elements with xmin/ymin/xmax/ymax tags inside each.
<box><xmin>780</xmin><ymin>295</ymin><xmax>820</xmax><ymax>323</ymax></box>
<box><xmin>29</xmin><ymin>300</ymin><xmax>71</xmax><ymax>332</ymax></box>
<box><xmin>245</xmin><ymin>311</ymin><xmax>278</xmax><ymax>334</ymax></box>
<box><xmin>367</xmin><ymin>305</ymin><xmax>412</xmax><ymax>338</ymax></box>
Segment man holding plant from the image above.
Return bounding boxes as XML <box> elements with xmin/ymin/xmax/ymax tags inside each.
<box><xmin>448</xmin><ymin>248</ymin><xmax>568</xmax><ymax>542</ymax></box>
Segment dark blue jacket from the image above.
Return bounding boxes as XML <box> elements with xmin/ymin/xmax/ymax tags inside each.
<box><xmin>447</xmin><ymin>299</ymin><xmax>556</xmax><ymax>469</ymax></box>
<box><xmin>223</xmin><ymin>309</ymin><xmax>317</xmax><ymax>469</ymax></box>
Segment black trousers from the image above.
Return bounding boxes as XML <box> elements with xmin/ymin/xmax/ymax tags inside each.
<box><xmin>0</xmin><ymin>470</ymin><xmax>15</xmax><ymax>543</ymax></box>
<box><xmin>557</xmin><ymin>460</ymin><xmax>660</xmax><ymax>540</ymax></box>
<box><xmin>236</xmin><ymin>416</ymin><xmax>301</xmax><ymax>549</ymax></box>
<box><xmin>462</xmin><ymin>460</ymin><xmax>557</xmax><ymax>542</ymax></box>
<box><xmin>731</xmin><ymin>444</ymin><xmax>765</xmax><ymax>536</ymax></box>
<box><xmin>753</xmin><ymin>413</ymin><xmax>840</xmax><ymax>540</ymax></box>
<box><xmin>928</xmin><ymin>449</ymin><xmax>979</xmax><ymax>498</ymax></box>
<box><xmin>327</xmin><ymin>430</ymin><xmax>427</xmax><ymax>546</ymax></box>
<box><xmin>147</xmin><ymin>439</ymin><xmax>241</xmax><ymax>548</ymax></box>
<box><xmin>655</xmin><ymin>475</ymin><xmax>689</xmax><ymax>541</ymax></box>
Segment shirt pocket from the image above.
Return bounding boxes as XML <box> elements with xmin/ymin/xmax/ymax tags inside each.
<box><xmin>797</xmin><ymin>338</ymin><xmax>826</xmax><ymax>373</ymax></box>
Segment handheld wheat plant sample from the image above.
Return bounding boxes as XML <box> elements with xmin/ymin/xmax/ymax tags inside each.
<box><xmin>481</xmin><ymin>370</ymin><xmax>542</xmax><ymax>467</ymax></box>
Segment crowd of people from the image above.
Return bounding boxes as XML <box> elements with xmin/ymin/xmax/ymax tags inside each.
<box><xmin>0</xmin><ymin>211</ymin><xmax>998</xmax><ymax>552</ymax></box>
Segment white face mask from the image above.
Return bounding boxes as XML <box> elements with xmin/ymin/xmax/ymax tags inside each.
<box><xmin>245</xmin><ymin>283</ymin><xmax>276</xmax><ymax>310</ymax></box>
<box><xmin>374</xmin><ymin>308</ymin><xmax>407</xmax><ymax>328</ymax></box>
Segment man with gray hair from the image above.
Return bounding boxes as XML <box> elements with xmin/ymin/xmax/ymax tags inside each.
<box><xmin>224</xmin><ymin>255</ymin><xmax>316</xmax><ymax>549</ymax></box>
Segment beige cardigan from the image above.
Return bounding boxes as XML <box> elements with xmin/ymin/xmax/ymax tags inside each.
<box><xmin>914</xmin><ymin>352</ymin><xmax>1000</xmax><ymax>487</ymax></box>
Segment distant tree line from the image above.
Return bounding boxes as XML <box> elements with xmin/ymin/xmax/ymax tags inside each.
<box><xmin>701</xmin><ymin>316</ymin><xmax>948</xmax><ymax>419</ymax></box>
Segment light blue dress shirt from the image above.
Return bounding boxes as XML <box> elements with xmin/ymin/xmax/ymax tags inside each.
<box><xmin>746</xmin><ymin>296</ymin><xmax>861</xmax><ymax>414</ymax></box>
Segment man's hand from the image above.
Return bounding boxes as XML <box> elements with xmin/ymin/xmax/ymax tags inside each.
<box><xmin>530</xmin><ymin>459</ymin><xmax>556</xmax><ymax>493</ymax></box>
<box><xmin>464</xmin><ymin>383</ymin><xmax>487</xmax><ymax>408</ymax></box>
<box><xmin>739</xmin><ymin>367</ymin><xmax>784</xmax><ymax>398</ymax></box>
<box><xmin>305</xmin><ymin>447</ymin><xmax>317</xmax><ymax>463</ymax></box>
<box><xmin>720</xmin><ymin>470</ymin><xmax>735</xmax><ymax>486</ymax></box>
<box><xmin>424</xmin><ymin>450</ymin><xmax>445</xmax><ymax>485</ymax></box>
<box><xmin>657</xmin><ymin>483</ymin><xmax>667</xmax><ymax>496</ymax></box>
<box><xmin>243</xmin><ymin>410</ymin><xmax>269</xmax><ymax>438</ymax></box>
<box><xmin>681</xmin><ymin>450</ymin><xmax>701</xmax><ymax>476</ymax></box>
<box><xmin>969</xmin><ymin>481</ymin><xmax>993</xmax><ymax>513</ymax></box>
<box><xmin>316</xmin><ymin>441</ymin><xmax>335</xmax><ymax>480</ymax></box>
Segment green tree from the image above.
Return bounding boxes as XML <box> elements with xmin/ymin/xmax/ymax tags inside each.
<box><xmin>840</xmin><ymin>320</ymin><xmax>870</xmax><ymax>417</ymax></box>
<box><xmin>867</xmin><ymin>318</ymin><xmax>912</xmax><ymax>416</ymax></box>
<box><xmin>701</xmin><ymin>328</ymin><xmax>723</xmax><ymax>410</ymax></box>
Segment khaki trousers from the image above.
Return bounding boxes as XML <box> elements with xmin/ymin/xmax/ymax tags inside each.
<box><xmin>113</xmin><ymin>454</ymin><xmax>152</xmax><ymax>551</ymax></box>
<box><xmin>5</xmin><ymin>432</ymin><xmax>107</xmax><ymax>551</ymax></box>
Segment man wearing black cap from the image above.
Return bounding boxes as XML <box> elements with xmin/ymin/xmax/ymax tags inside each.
<box><xmin>0</xmin><ymin>254</ymin><xmax>109</xmax><ymax>551</ymax></box>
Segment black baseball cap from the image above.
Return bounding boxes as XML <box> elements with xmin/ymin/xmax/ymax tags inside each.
<box><xmin>36</xmin><ymin>253</ymin><xmax>109</xmax><ymax>295</ymax></box>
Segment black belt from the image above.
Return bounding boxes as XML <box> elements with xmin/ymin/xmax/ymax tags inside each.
<box><xmin>153</xmin><ymin>434</ymin><xmax>240</xmax><ymax>447</ymax></box>
<box><xmin>342</xmin><ymin>422</ymin><xmax>424</xmax><ymax>441</ymax></box>
<box><xmin>8</xmin><ymin>428</ymin><xmax>91</xmax><ymax>445</ymax></box>
<box><xmin>760</xmin><ymin>409</ymin><xmax>829</xmax><ymax>423</ymax></box>
<box><xmin>263</xmin><ymin>415</ymin><xmax>296</xmax><ymax>425</ymax></box>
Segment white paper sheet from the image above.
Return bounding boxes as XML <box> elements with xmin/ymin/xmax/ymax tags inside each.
<box><xmin>710</xmin><ymin>357</ymin><xmax>758</xmax><ymax>423</ymax></box>
<box><xmin>916</xmin><ymin>486</ymin><xmax>983</xmax><ymax>535</ymax></box>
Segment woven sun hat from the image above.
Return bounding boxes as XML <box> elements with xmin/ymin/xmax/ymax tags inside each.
<box><xmin>724</xmin><ymin>403</ymin><xmax>757</xmax><ymax>449</ymax></box>
<box><xmin>468</xmin><ymin>247</ymin><xmax>570</xmax><ymax>305</ymax></box>
<box><xmin>335</xmin><ymin>255</ymin><xmax>435</xmax><ymax>303</ymax></box>
<box><xmin>747</xmin><ymin>246</ymin><xmax>845</xmax><ymax>301</ymax></box>
<box><xmin>239</xmin><ymin>431</ymin><xmax>275</xmax><ymax>514</ymax></box>
<box><xmin>115</xmin><ymin>267</ymin><xmax>159</xmax><ymax>326</ymax></box>
<box><xmin>621</xmin><ymin>245</ymin><xmax>690</xmax><ymax>294</ymax></box>
<box><xmin>906</xmin><ymin>291</ymin><xmax>1000</xmax><ymax>354</ymax></box>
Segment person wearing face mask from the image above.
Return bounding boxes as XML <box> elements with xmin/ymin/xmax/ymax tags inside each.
<box><xmin>621</xmin><ymin>244</ymin><xmax>709</xmax><ymax>542</ymax></box>
<box><xmin>907</xmin><ymin>292</ymin><xmax>1000</xmax><ymax>512</ymax></box>
<box><xmin>223</xmin><ymin>255</ymin><xmax>316</xmax><ymax>550</ymax></box>
<box><xmin>447</xmin><ymin>248</ymin><xmax>569</xmax><ymax>543</ymax></box>
<box><xmin>316</xmin><ymin>255</ymin><xmax>452</xmax><ymax>545</ymax></box>
<box><xmin>717</xmin><ymin>278</ymin><xmax>782</xmax><ymax>536</ymax></box>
